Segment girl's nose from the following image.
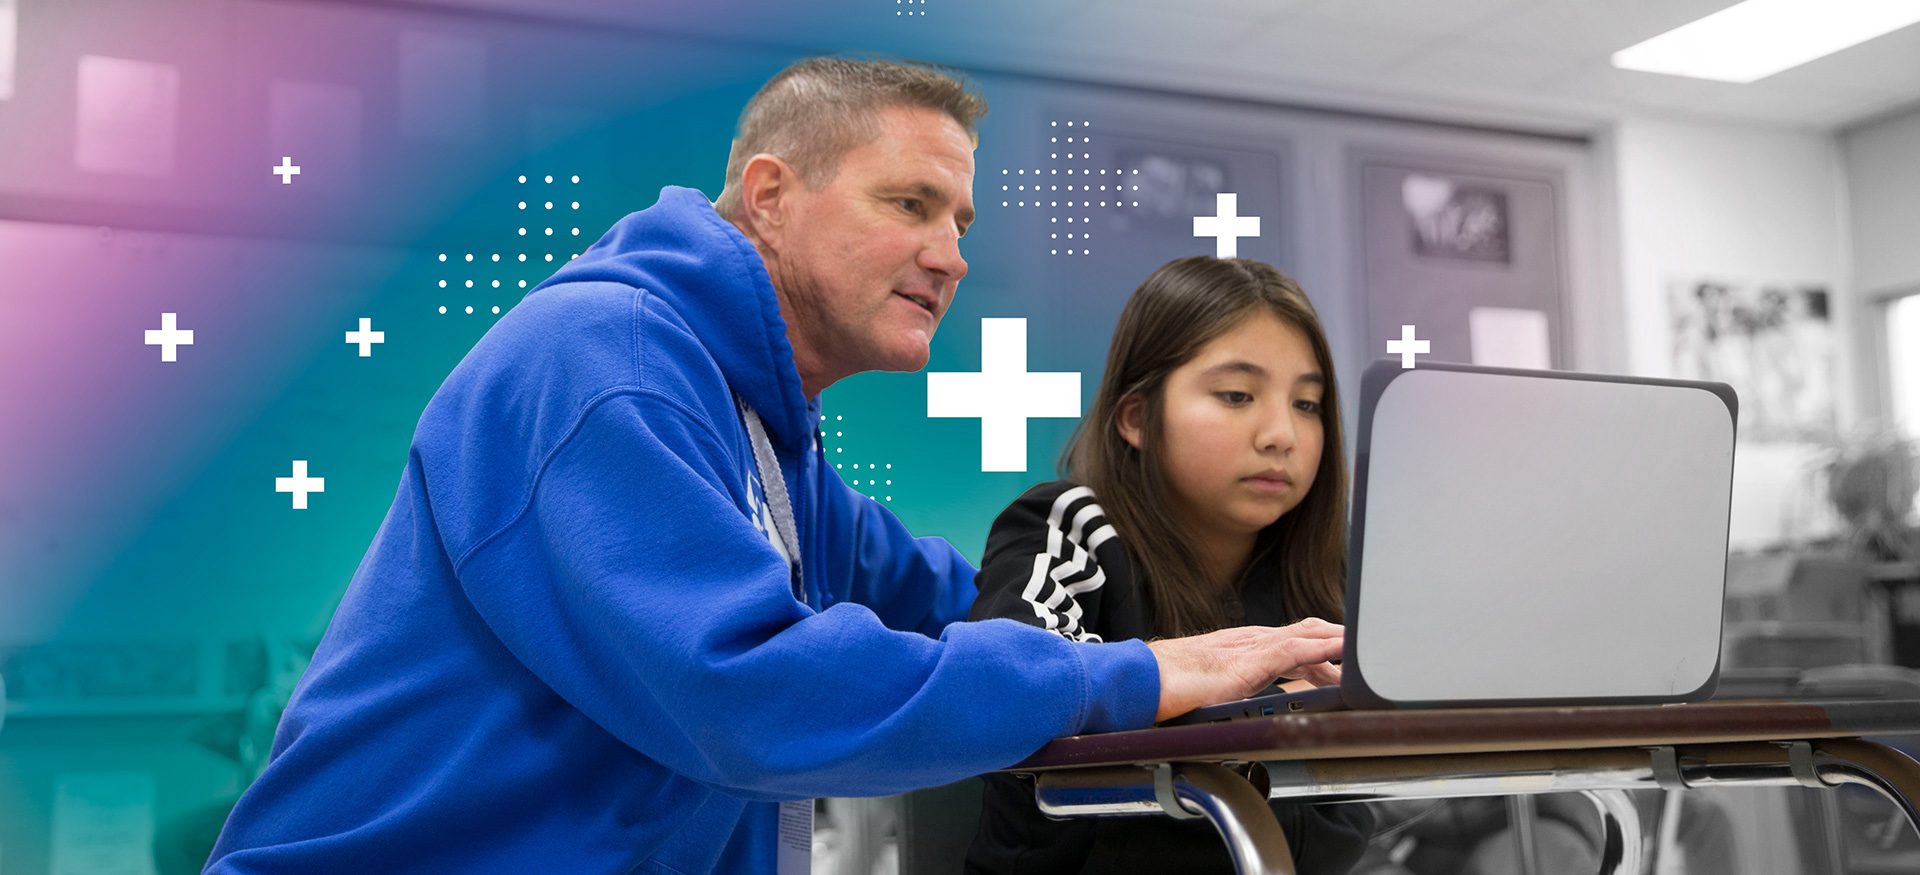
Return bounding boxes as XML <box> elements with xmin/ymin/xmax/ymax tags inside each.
<box><xmin>1258</xmin><ymin>406</ymin><xmax>1297</xmax><ymax>453</ymax></box>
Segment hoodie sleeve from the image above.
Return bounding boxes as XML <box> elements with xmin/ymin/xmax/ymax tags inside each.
<box><xmin>969</xmin><ymin>483</ymin><xmax>1112</xmax><ymax>643</ymax></box>
<box><xmin>825</xmin><ymin>470</ymin><xmax>977</xmax><ymax>639</ymax></box>
<box><xmin>453</xmin><ymin>391</ymin><xmax>1160</xmax><ymax>801</ymax></box>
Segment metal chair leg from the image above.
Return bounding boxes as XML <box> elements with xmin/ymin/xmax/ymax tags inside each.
<box><xmin>1033</xmin><ymin>762</ymin><xmax>1297</xmax><ymax>875</ymax></box>
<box><xmin>1578</xmin><ymin>789</ymin><xmax>1646</xmax><ymax>875</ymax></box>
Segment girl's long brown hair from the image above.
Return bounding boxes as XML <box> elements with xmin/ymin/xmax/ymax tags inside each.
<box><xmin>1062</xmin><ymin>256</ymin><xmax>1348</xmax><ymax>638</ymax></box>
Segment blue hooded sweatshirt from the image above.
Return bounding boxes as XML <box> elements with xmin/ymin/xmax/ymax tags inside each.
<box><xmin>205</xmin><ymin>187</ymin><xmax>1161</xmax><ymax>875</ymax></box>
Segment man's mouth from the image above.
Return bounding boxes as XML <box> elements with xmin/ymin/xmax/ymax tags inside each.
<box><xmin>895</xmin><ymin>291</ymin><xmax>937</xmax><ymax>315</ymax></box>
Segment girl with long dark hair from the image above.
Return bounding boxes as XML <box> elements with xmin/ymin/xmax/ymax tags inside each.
<box><xmin>964</xmin><ymin>256</ymin><xmax>1373</xmax><ymax>874</ymax></box>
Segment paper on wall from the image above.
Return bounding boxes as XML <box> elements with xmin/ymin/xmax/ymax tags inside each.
<box><xmin>1468</xmin><ymin>306</ymin><xmax>1551</xmax><ymax>370</ymax></box>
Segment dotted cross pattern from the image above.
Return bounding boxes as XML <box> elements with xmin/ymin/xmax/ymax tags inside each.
<box><xmin>437</xmin><ymin>172</ymin><xmax>586</xmax><ymax>317</ymax></box>
<box><xmin>822</xmin><ymin>413</ymin><xmax>898</xmax><ymax>503</ymax></box>
<box><xmin>927</xmin><ymin>318</ymin><xmax>1081</xmax><ymax>472</ymax></box>
<box><xmin>995</xmin><ymin>120</ymin><xmax>1149</xmax><ymax>258</ymax></box>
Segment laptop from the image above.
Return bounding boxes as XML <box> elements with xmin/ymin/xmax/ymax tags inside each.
<box><xmin>1165</xmin><ymin>359</ymin><xmax>1738</xmax><ymax>725</ymax></box>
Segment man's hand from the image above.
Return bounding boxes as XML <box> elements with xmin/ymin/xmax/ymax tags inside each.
<box><xmin>1146</xmin><ymin>619</ymin><xmax>1344</xmax><ymax>722</ymax></box>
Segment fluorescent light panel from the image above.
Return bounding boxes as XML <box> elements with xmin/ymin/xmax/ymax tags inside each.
<box><xmin>1612</xmin><ymin>0</ymin><xmax>1920</xmax><ymax>83</ymax></box>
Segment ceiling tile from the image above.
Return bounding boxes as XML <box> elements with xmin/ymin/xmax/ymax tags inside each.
<box><xmin>1382</xmin><ymin>37</ymin><xmax>1594</xmax><ymax>92</ymax></box>
<box><xmin>1280</xmin><ymin>0</ymin><xmax>1532</xmax><ymax>38</ymax></box>
<box><xmin>1758</xmin><ymin>23</ymin><xmax>1920</xmax><ymax>94</ymax></box>
<box><xmin>1556</xmin><ymin>64</ymin><xmax>1896</xmax><ymax>128</ymax></box>
<box><xmin>344</xmin><ymin>0</ymin><xmax>1920</xmax><ymax>131</ymax></box>
<box><xmin>1470</xmin><ymin>0</ymin><xmax>1743</xmax><ymax>58</ymax></box>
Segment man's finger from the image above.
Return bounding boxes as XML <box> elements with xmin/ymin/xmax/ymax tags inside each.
<box><xmin>1298</xmin><ymin>662</ymin><xmax>1342</xmax><ymax>687</ymax></box>
<box><xmin>1275</xmin><ymin>636</ymin><xmax>1342</xmax><ymax>665</ymax></box>
<box><xmin>1276</xmin><ymin>619</ymin><xmax>1344</xmax><ymax>639</ymax></box>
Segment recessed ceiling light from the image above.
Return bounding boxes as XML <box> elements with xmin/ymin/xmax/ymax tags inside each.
<box><xmin>1612</xmin><ymin>0</ymin><xmax>1920</xmax><ymax>83</ymax></box>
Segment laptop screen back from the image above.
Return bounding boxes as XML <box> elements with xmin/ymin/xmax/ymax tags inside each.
<box><xmin>1345</xmin><ymin>363</ymin><xmax>1736</xmax><ymax>707</ymax></box>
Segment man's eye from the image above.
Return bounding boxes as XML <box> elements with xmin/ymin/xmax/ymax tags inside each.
<box><xmin>900</xmin><ymin>198</ymin><xmax>923</xmax><ymax>214</ymax></box>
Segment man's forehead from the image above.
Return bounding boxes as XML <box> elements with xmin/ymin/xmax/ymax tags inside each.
<box><xmin>873</xmin><ymin>106</ymin><xmax>974</xmax><ymax>157</ymax></box>
<box><xmin>869</xmin><ymin>142</ymin><xmax>974</xmax><ymax>199</ymax></box>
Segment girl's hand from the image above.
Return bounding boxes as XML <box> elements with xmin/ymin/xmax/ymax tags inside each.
<box><xmin>1146</xmin><ymin>618</ymin><xmax>1344</xmax><ymax>722</ymax></box>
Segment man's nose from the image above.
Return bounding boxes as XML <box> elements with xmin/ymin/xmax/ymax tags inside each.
<box><xmin>921</xmin><ymin>222</ymin><xmax>968</xmax><ymax>284</ymax></box>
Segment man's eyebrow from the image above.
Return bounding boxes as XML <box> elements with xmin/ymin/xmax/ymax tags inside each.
<box><xmin>904</xmin><ymin>182</ymin><xmax>974</xmax><ymax>229</ymax></box>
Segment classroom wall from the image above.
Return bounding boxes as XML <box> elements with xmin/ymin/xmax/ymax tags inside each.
<box><xmin>1842</xmin><ymin>106</ymin><xmax>1920</xmax><ymax>298</ymax></box>
<box><xmin>1611</xmin><ymin>115</ymin><xmax>1855</xmax><ymax>549</ymax></box>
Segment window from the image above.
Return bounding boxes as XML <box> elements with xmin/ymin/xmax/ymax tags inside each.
<box><xmin>1891</xmin><ymin>292</ymin><xmax>1920</xmax><ymax>440</ymax></box>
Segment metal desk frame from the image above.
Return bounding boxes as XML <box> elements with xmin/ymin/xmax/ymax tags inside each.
<box><xmin>1008</xmin><ymin>700</ymin><xmax>1920</xmax><ymax>875</ymax></box>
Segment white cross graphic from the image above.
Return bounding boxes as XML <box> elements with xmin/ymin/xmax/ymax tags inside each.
<box><xmin>1193</xmin><ymin>193</ymin><xmax>1260</xmax><ymax>258</ymax></box>
<box><xmin>345</xmin><ymin>317</ymin><xmax>385</xmax><ymax>356</ymax></box>
<box><xmin>276</xmin><ymin>460</ymin><xmax>325</xmax><ymax>509</ymax></box>
<box><xmin>272</xmin><ymin>156</ymin><xmax>301</xmax><ymax>184</ymax></box>
<box><xmin>145</xmin><ymin>313</ymin><xmax>194</xmax><ymax>362</ymax></box>
<box><xmin>928</xmin><ymin>318</ymin><xmax>1081</xmax><ymax>472</ymax></box>
<box><xmin>1386</xmin><ymin>324</ymin><xmax>1430</xmax><ymax>368</ymax></box>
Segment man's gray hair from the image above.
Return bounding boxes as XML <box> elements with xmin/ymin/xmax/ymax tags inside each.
<box><xmin>713</xmin><ymin>57</ymin><xmax>988</xmax><ymax>219</ymax></box>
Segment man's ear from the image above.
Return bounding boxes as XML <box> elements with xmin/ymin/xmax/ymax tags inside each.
<box><xmin>1115</xmin><ymin>395</ymin><xmax>1145</xmax><ymax>450</ymax></box>
<box><xmin>738</xmin><ymin>153</ymin><xmax>801</xmax><ymax>244</ymax></box>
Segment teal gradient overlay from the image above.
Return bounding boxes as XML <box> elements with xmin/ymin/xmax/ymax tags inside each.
<box><xmin>0</xmin><ymin>2</ymin><xmax>1187</xmax><ymax>868</ymax></box>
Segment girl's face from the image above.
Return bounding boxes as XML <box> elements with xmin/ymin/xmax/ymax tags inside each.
<box><xmin>1120</xmin><ymin>310</ymin><xmax>1326</xmax><ymax>544</ymax></box>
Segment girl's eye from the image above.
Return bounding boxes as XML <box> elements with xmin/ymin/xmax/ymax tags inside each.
<box><xmin>1216</xmin><ymin>391</ymin><xmax>1253</xmax><ymax>405</ymax></box>
<box><xmin>1295</xmin><ymin>399</ymin><xmax>1322</xmax><ymax>415</ymax></box>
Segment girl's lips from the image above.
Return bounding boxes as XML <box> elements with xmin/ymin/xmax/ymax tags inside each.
<box><xmin>1243</xmin><ymin>475</ymin><xmax>1292</xmax><ymax>492</ymax></box>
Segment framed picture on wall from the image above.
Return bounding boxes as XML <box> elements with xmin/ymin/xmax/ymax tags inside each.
<box><xmin>1354</xmin><ymin>155</ymin><xmax>1569</xmax><ymax>371</ymax></box>
<box><xmin>1401</xmin><ymin>173</ymin><xmax>1511</xmax><ymax>264</ymax></box>
<box><xmin>1117</xmin><ymin>148</ymin><xmax>1229</xmax><ymax>226</ymax></box>
<box><xmin>1669</xmin><ymin>277</ymin><xmax>1836</xmax><ymax>442</ymax></box>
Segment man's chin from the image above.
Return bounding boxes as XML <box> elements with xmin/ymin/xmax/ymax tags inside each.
<box><xmin>873</xmin><ymin>340</ymin><xmax>933</xmax><ymax>374</ymax></box>
<box><xmin>887</xmin><ymin>350</ymin><xmax>934</xmax><ymax>374</ymax></box>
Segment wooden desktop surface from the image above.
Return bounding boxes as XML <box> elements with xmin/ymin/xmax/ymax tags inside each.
<box><xmin>1014</xmin><ymin>699</ymin><xmax>1920</xmax><ymax>770</ymax></box>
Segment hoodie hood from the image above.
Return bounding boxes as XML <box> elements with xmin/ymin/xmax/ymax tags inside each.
<box><xmin>530</xmin><ymin>186</ymin><xmax>812</xmax><ymax>450</ymax></box>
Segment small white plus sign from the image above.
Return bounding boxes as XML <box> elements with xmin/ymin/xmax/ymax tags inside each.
<box><xmin>1193</xmin><ymin>192</ymin><xmax>1260</xmax><ymax>258</ymax></box>
<box><xmin>272</xmin><ymin>156</ymin><xmax>301</xmax><ymax>184</ymax></box>
<box><xmin>145</xmin><ymin>313</ymin><xmax>194</xmax><ymax>362</ymax></box>
<box><xmin>276</xmin><ymin>460</ymin><xmax>325</xmax><ymax>509</ymax></box>
<box><xmin>1386</xmin><ymin>325</ymin><xmax>1430</xmax><ymax>368</ymax></box>
<box><xmin>344</xmin><ymin>317</ymin><xmax>385</xmax><ymax>356</ymax></box>
<box><xmin>928</xmin><ymin>318</ymin><xmax>1081</xmax><ymax>472</ymax></box>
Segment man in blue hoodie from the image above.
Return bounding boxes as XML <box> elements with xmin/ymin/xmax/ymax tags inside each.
<box><xmin>206</xmin><ymin>57</ymin><xmax>1345</xmax><ymax>874</ymax></box>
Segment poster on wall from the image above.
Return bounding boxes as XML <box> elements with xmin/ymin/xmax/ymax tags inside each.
<box><xmin>1401</xmin><ymin>173</ymin><xmax>1511</xmax><ymax>263</ymax></box>
<box><xmin>1117</xmin><ymin>148</ymin><xmax>1228</xmax><ymax>228</ymax></box>
<box><xmin>1669</xmin><ymin>277</ymin><xmax>1835</xmax><ymax>443</ymax></box>
<box><xmin>1358</xmin><ymin>159</ymin><xmax>1567</xmax><ymax>369</ymax></box>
